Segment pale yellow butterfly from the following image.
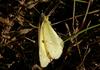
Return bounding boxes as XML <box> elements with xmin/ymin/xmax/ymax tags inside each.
<box><xmin>39</xmin><ymin>15</ymin><xmax>64</xmax><ymax>67</ymax></box>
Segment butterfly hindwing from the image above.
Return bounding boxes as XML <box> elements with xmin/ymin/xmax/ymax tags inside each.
<box><xmin>39</xmin><ymin>19</ymin><xmax>51</xmax><ymax>67</ymax></box>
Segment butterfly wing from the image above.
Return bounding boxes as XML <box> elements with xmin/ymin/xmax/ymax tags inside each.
<box><xmin>39</xmin><ymin>15</ymin><xmax>64</xmax><ymax>67</ymax></box>
<box><xmin>42</xmin><ymin>16</ymin><xmax>64</xmax><ymax>59</ymax></box>
<box><xmin>39</xmin><ymin>18</ymin><xmax>51</xmax><ymax>67</ymax></box>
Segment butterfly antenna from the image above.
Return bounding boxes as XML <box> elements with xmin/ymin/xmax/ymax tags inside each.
<box><xmin>48</xmin><ymin>0</ymin><xmax>61</xmax><ymax>17</ymax></box>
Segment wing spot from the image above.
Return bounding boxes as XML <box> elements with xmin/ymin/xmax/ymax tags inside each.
<box><xmin>42</xmin><ymin>40</ymin><xmax>44</xmax><ymax>43</ymax></box>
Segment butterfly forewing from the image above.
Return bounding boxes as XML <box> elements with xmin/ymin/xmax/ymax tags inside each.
<box><xmin>42</xmin><ymin>16</ymin><xmax>64</xmax><ymax>59</ymax></box>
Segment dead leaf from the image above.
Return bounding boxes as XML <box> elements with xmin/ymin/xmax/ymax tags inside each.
<box><xmin>19</xmin><ymin>28</ymin><xmax>32</xmax><ymax>35</ymax></box>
